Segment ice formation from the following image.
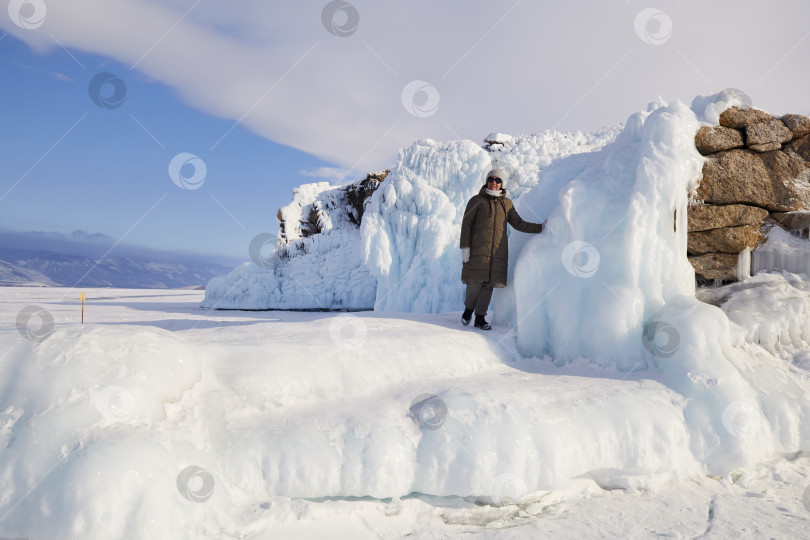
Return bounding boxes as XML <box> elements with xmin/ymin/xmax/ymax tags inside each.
<box><xmin>202</xmin><ymin>181</ymin><xmax>376</xmax><ymax>310</ymax></box>
<box><xmin>752</xmin><ymin>224</ymin><xmax>810</xmax><ymax>277</ymax></box>
<box><xmin>203</xmin><ymin>126</ymin><xmax>621</xmax><ymax>312</ymax></box>
<box><xmin>362</xmin><ymin>128</ymin><xmax>622</xmax><ymax>313</ymax></box>
<box><xmin>497</xmin><ymin>91</ymin><xmax>810</xmax><ymax>473</ymax></box>
<box><xmin>502</xmin><ymin>99</ymin><xmax>705</xmax><ymax>367</ymax></box>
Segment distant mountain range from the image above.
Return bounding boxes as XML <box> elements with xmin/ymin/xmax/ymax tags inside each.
<box><xmin>0</xmin><ymin>248</ymin><xmax>236</xmax><ymax>289</ymax></box>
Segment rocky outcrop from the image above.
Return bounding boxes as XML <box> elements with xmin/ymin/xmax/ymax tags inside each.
<box><xmin>697</xmin><ymin>149</ymin><xmax>810</xmax><ymax>212</ymax></box>
<box><xmin>691</xmin><ymin>106</ymin><xmax>810</xmax><ymax>282</ymax></box>
<box><xmin>687</xmin><ymin>204</ymin><xmax>768</xmax><ymax>232</ymax></box>
<box><xmin>718</xmin><ymin>107</ymin><xmax>774</xmax><ymax>129</ymax></box>
<box><xmin>687</xmin><ymin>224</ymin><xmax>763</xmax><ymax>255</ymax></box>
<box><xmin>345</xmin><ymin>170</ymin><xmax>389</xmax><ymax>226</ymax></box>
<box><xmin>695</xmin><ymin>126</ymin><xmax>743</xmax><ymax>155</ymax></box>
<box><xmin>746</xmin><ymin>119</ymin><xmax>793</xmax><ymax>152</ymax></box>
<box><xmin>277</xmin><ymin>170</ymin><xmax>389</xmax><ymax>249</ymax></box>
<box><xmin>688</xmin><ymin>252</ymin><xmax>739</xmax><ymax>281</ymax></box>
<box><xmin>782</xmin><ymin>114</ymin><xmax>810</xmax><ymax>138</ymax></box>
<box><xmin>786</xmin><ymin>134</ymin><xmax>810</xmax><ymax>161</ymax></box>
<box><xmin>771</xmin><ymin>211</ymin><xmax>810</xmax><ymax>235</ymax></box>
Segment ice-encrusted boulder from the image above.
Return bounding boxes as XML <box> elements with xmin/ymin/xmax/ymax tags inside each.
<box><xmin>202</xmin><ymin>172</ymin><xmax>386</xmax><ymax>310</ymax></box>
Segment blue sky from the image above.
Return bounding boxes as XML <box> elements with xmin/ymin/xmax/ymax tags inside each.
<box><xmin>1</xmin><ymin>1</ymin><xmax>808</xmax><ymax>263</ymax></box>
<box><xmin>0</xmin><ymin>37</ymin><xmax>333</xmax><ymax>260</ymax></box>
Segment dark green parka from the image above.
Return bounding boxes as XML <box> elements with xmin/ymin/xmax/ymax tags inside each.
<box><xmin>460</xmin><ymin>185</ymin><xmax>543</xmax><ymax>287</ymax></box>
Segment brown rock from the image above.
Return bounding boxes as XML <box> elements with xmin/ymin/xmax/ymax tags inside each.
<box><xmin>688</xmin><ymin>224</ymin><xmax>763</xmax><ymax>254</ymax></box>
<box><xmin>786</xmin><ymin>134</ymin><xmax>810</xmax><ymax>161</ymax></box>
<box><xmin>771</xmin><ymin>211</ymin><xmax>810</xmax><ymax>232</ymax></box>
<box><xmin>749</xmin><ymin>142</ymin><xmax>783</xmax><ymax>152</ymax></box>
<box><xmin>782</xmin><ymin>114</ymin><xmax>810</xmax><ymax>138</ymax></box>
<box><xmin>689</xmin><ymin>252</ymin><xmax>739</xmax><ymax>280</ymax></box>
<box><xmin>745</xmin><ymin>119</ymin><xmax>793</xmax><ymax>152</ymax></box>
<box><xmin>695</xmin><ymin>126</ymin><xmax>744</xmax><ymax>155</ymax></box>
<box><xmin>697</xmin><ymin>149</ymin><xmax>810</xmax><ymax>212</ymax></box>
<box><xmin>719</xmin><ymin>106</ymin><xmax>775</xmax><ymax>129</ymax></box>
<box><xmin>687</xmin><ymin>204</ymin><xmax>769</xmax><ymax>232</ymax></box>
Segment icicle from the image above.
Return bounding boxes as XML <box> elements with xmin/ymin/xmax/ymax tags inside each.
<box><xmin>751</xmin><ymin>227</ymin><xmax>810</xmax><ymax>277</ymax></box>
<box><xmin>736</xmin><ymin>247</ymin><xmax>751</xmax><ymax>281</ymax></box>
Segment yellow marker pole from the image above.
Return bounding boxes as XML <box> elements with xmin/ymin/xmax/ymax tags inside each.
<box><xmin>80</xmin><ymin>292</ymin><xmax>85</xmax><ymax>323</ymax></box>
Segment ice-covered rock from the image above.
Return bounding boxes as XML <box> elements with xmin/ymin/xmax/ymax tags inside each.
<box><xmin>202</xmin><ymin>174</ymin><xmax>384</xmax><ymax>310</ymax></box>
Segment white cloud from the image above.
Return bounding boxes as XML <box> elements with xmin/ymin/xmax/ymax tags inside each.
<box><xmin>299</xmin><ymin>166</ymin><xmax>351</xmax><ymax>183</ymax></box>
<box><xmin>3</xmin><ymin>0</ymin><xmax>809</xmax><ymax>173</ymax></box>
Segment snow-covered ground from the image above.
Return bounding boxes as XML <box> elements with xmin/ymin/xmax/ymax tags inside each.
<box><xmin>2</xmin><ymin>285</ymin><xmax>810</xmax><ymax>539</ymax></box>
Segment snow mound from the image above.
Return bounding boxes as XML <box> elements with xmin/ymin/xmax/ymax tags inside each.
<box><xmin>0</xmin><ymin>326</ymin><xmax>203</xmax><ymax>539</ymax></box>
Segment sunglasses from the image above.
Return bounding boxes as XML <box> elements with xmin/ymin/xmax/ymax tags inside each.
<box><xmin>487</xmin><ymin>177</ymin><xmax>502</xmax><ymax>184</ymax></box>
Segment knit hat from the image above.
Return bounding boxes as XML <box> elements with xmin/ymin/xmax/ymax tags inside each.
<box><xmin>486</xmin><ymin>168</ymin><xmax>507</xmax><ymax>186</ymax></box>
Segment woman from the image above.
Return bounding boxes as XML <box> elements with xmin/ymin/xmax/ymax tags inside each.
<box><xmin>459</xmin><ymin>168</ymin><xmax>544</xmax><ymax>330</ymax></box>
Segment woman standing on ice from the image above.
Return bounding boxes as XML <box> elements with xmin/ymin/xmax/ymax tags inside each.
<box><xmin>460</xmin><ymin>168</ymin><xmax>544</xmax><ymax>330</ymax></box>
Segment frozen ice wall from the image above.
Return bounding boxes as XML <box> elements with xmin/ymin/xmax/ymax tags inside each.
<box><xmin>362</xmin><ymin>128</ymin><xmax>622</xmax><ymax>314</ymax></box>
<box><xmin>505</xmin><ymin>100</ymin><xmax>704</xmax><ymax>368</ymax></box>
<box><xmin>361</xmin><ymin>139</ymin><xmax>492</xmax><ymax>313</ymax></box>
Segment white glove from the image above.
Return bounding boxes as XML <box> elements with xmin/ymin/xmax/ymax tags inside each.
<box><xmin>462</xmin><ymin>247</ymin><xmax>470</xmax><ymax>263</ymax></box>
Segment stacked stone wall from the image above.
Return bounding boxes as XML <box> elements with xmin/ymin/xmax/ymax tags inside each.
<box><xmin>689</xmin><ymin>107</ymin><xmax>810</xmax><ymax>281</ymax></box>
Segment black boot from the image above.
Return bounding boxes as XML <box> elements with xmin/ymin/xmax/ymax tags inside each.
<box><xmin>474</xmin><ymin>315</ymin><xmax>491</xmax><ymax>330</ymax></box>
<box><xmin>461</xmin><ymin>308</ymin><xmax>473</xmax><ymax>326</ymax></box>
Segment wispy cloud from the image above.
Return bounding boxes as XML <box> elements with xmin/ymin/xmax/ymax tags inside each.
<box><xmin>1</xmin><ymin>1</ymin><xmax>807</xmax><ymax>174</ymax></box>
<box><xmin>299</xmin><ymin>167</ymin><xmax>351</xmax><ymax>183</ymax></box>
